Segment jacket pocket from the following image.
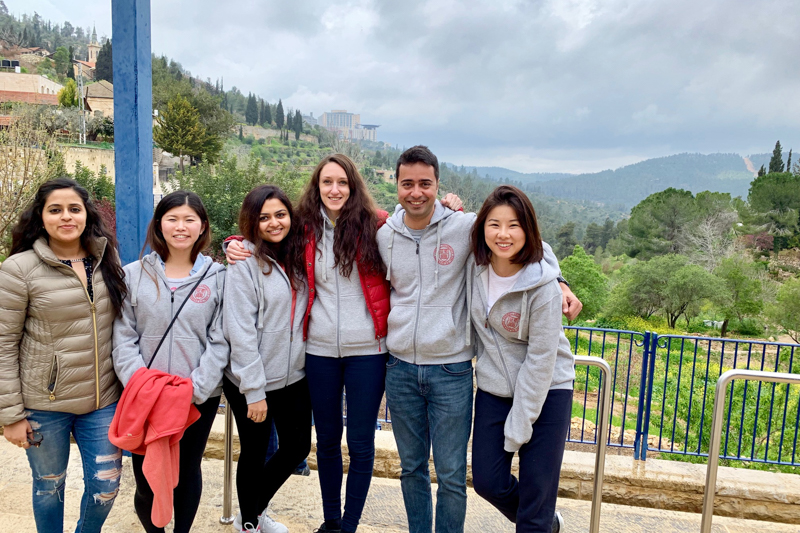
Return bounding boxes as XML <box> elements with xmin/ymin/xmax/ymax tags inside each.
<box><xmin>386</xmin><ymin>305</ymin><xmax>416</xmax><ymax>355</ymax></box>
<box><xmin>259</xmin><ymin>329</ymin><xmax>289</xmax><ymax>386</ymax></box>
<box><xmin>172</xmin><ymin>336</ymin><xmax>204</xmax><ymax>379</ymax></box>
<box><xmin>415</xmin><ymin>306</ymin><xmax>458</xmax><ymax>356</ymax></box>
<box><xmin>441</xmin><ymin>360</ymin><xmax>472</xmax><ymax>376</ymax></box>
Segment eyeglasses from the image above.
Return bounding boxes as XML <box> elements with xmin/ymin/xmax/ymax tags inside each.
<box><xmin>27</xmin><ymin>432</ymin><xmax>43</xmax><ymax>448</ymax></box>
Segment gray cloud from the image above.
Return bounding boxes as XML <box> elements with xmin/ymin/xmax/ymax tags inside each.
<box><xmin>12</xmin><ymin>0</ymin><xmax>800</xmax><ymax>172</ymax></box>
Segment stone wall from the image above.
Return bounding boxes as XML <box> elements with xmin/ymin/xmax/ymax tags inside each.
<box><xmin>0</xmin><ymin>72</ymin><xmax>63</xmax><ymax>94</ymax></box>
<box><xmin>241</xmin><ymin>125</ymin><xmax>318</xmax><ymax>144</ymax></box>
<box><xmin>63</xmin><ymin>146</ymin><xmax>116</xmax><ymax>180</ymax></box>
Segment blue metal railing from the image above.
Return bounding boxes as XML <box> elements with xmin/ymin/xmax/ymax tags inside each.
<box><xmin>369</xmin><ymin>327</ymin><xmax>800</xmax><ymax>467</ymax></box>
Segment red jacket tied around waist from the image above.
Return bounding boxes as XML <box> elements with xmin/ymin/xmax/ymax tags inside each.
<box><xmin>108</xmin><ymin>367</ymin><xmax>200</xmax><ymax>528</ymax></box>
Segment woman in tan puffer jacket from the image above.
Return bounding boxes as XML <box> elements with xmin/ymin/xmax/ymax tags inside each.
<box><xmin>0</xmin><ymin>178</ymin><xmax>128</xmax><ymax>533</ymax></box>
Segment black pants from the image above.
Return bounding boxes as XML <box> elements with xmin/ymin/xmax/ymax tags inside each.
<box><xmin>223</xmin><ymin>376</ymin><xmax>312</xmax><ymax>526</ymax></box>
<box><xmin>132</xmin><ymin>395</ymin><xmax>220</xmax><ymax>533</ymax></box>
<box><xmin>472</xmin><ymin>389</ymin><xmax>572</xmax><ymax>533</ymax></box>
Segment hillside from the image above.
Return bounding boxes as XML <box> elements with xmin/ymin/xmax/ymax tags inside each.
<box><xmin>515</xmin><ymin>153</ymin><xmax>759</xmax><ymax>209</ymax></box>
<box><xmin>447</xmin><ymin>165</ymin><xmax>572</xmax><ymax>183</ymax></box>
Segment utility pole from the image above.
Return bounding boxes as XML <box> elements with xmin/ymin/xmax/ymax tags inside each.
<box><xmin>76</xmin><ymin>61</ymin><xmax>86</xmax><ymax>144</ymax></box>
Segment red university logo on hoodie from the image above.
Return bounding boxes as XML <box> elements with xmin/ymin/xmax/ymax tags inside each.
<box><xmin>191</xmin><ymin>284</ymin><xmax>211</xmax><ymax>303</ymax></box>
<box><xmin>502</xmin><ymin>312</ymin><xmax>520</xmax><ymax>333</ymax></box>
<box><xmin>434</xmin><ymin>244</ymin><xmax>455</xmax><ymax>265</ymax></box>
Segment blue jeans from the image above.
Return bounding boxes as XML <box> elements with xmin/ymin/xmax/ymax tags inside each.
<box><xmin>25</xmin><ymin>402</ymin><xmax>122</xmax><ymax>533</ymax></box>
<box><xmin>385</xmin><ymin>356</ymin><xmax>473</xmax><ymax>533</ymax></box>
<box><xmin>307</xmin><ymin>353</ymin><xmax>387</xmax><ymax>532</ymax></box>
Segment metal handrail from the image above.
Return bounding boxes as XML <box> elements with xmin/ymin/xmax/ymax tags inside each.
<box><xmin>573</xmin><ymin>355</ymin><xmax>612</xmax><ymax>533</ymax></box>
<box><xmin>700</xmin><ymin>369</ymin><xmax>800</xmax><ymax>533</ymax></box>
<box><xmin>220</xmin><ymin>405</ymin><xmax>235</xmax><ymax>525</ymax></box>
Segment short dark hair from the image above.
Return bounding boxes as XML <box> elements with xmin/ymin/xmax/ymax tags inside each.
<box><xmin>396</xmin><ymin>145</ymin><xmax>439</xmax><ymax>181</ymax></box>
<box><xmin>145</xmin><ymin>190</ymin><xmax>211</xmax><ymax>263</ymax></box>
<box><xmin>471</xmin><ymin>185</ymin><xmax>543</xmax><ymax>267</ymax></box>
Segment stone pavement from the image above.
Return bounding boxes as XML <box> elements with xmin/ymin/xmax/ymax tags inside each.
<box><xmin>0</xmin><ymin>439</ymin><xmax>797</xmax><ymax>533</ymax></box>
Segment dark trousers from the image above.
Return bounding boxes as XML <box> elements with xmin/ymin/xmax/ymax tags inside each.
<box><xmin>132</xmin><ymin>396</ymin><xmax>220</xmax><ymax>533</ymax></box>
<box><xmin>472</xmin><ymin>389</ymin><xmax>571</xmax><ymax>533</ymax></box>
<box><xmin>306</xmin><ymin>353</ymin><xmax>387</xmax><ymax>532</ymax></box>
<box><xmin>222</xmin><ymin>376</ymin><xmax>312</xmax><ymax>526</ymax></box>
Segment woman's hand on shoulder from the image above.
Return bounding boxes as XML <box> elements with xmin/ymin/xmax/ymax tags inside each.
<box><xmin>226</xmin><ymin>240</ymin><xmax>251</xmax><ymax>265</ymax></box>
<box><xmin>440</xmin><ymin>193</ymin><xmax>463</xmax><ymax>212</ymax></box>
<box><xmin>3</xmin><ymin>419</ymin><xmax>32</xmax><ymax>449</ymax></box>
<box><xmin>560</xmin><ymin>285</ymin><xmax>582</xmax><ymax>321</ymax></box>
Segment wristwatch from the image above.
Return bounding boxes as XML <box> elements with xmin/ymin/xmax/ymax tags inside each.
<box><xmin>557</xmin><ymin>275</ymin><xmax>570</xmax><ymax>288</ymax></box>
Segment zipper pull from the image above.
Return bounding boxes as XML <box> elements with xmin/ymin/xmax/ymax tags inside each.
<box><xmin>416</xmin><ymin>242</ymin><xmax>419</xmax><ymax>255</ymax></box>
<box><xmin>90</xmin><ymin>303</ymin><xmax>96</xmax><ymax>313</ymax></box>
<box><xmin>49</xmin><ymin>393</ymin><xmax>55</xmax><ymax>401</ymax></box>
<box><xmin>290</xmin><ymin>330</ymin><xmax>294</xmax><ymax>342</ymax></box>
<box><xmin>485</xmin><ymin>314</ymin><xmax>489</xmax><ymax>328</ymax></box>
<box><xmin>171</xmin><ymin>289</ymin><xmax>175</xmax><ymax>303</ymax></box>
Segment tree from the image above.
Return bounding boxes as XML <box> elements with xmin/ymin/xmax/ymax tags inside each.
<box><xmin>239</xmin><ymin>125</ymin><xmax>243</xmax><ymax>141</ymax></box>
<box><xmin>259</xmin><ymin>100</ymin><xmax>266</xmax><ymax>126</ymax></box>
<box><xmin>0</xmin><ymin>1</ymin><xmax>8</xmax><ymax>16</ymax></box>
<box><xmin>662</xmin><ymin>264</ymin><xmax>723</xmax><ymax>329</ymax></box>
<box><xmin>94</xmin><ymin>41</ymin><xmax>113</xmax><ymax>83</ymax></box>
<box><xmin>768</xmin><ymin>278</ymin><xmax>800</xmax><ymax>342</ymax></box>
<box><xmin>294</xmin><ymin>109</ymin><xmax>303</xmax><ymax>140</ymax></box>
<box><xmin>0</xmin><ymin>108</ymin><xmax>63</xmax><ymax>257</ymax></box>
<box><xmin>61</xmin><ymin>21</ymin><xmax>73</xmax><ymax>37</ymax></box>
<box><xmin>624</xmin><ymin>188</ymin><xmax>697</xmax><ymax>258</ymax></box>
<box><xmin>554</xmin><ymin>222</ymin><xmax>577</xmax><ymax>259</ymax></box>
<box><xmin>57</xmin><ymin>79</ymin><xmax>80</xmax><ymax>107</ymax></box>
<box><xmin>582</xmin><ymin>222</ymin><xmax>604</xmax><ymax>254</ymax></box>
<box><xmin>245</xmin><ymin>93</ymin><xmax>258</xmax><ymax>126</ymax></box>
<box><xmin>559</xmin><ymin>245</ymin><xmax>609</xmax><ymax>322</ymax></box>
<box><xmin>153</xmin><ymin>94</ymin><xmax>206</xmax><ymax>172</ymax></box>
<box><xmin>263</xmin><ymin>101</ymin><xmax>272</xmax><ymax>126</ymax></box>
<box><xmin>747</xmin><ymin>172</ymin><xmax>800</xmax><ymax>235</ymax></box>
<box><xmin>286</xmin><ymin>108</ymin><xmax>294</xmax><ymax>131</ymax></box>
<box><xmin>787</xmin><ymin>149</ymin><xmax>793</xmax><ymax>173</ymax></box>
<box><xmin>53</xmin><ymin>46</ymin><xmax>71</xmax><ymax>76</ymax></box>
<box><xmin>275</xmin><ymin>99</ymin><xmax>284</xmax><ymax>130</ymax></box>
<box><xmin>769</xmin><ymin>141</ymin><xmax>785</xmax><ymax>174</ymax></box>
<box><xmin>713</xmin><ymin>257</ymin><xmax>763</xmax><ymax>337</ymax></box>
<box><xmin>758</xmin><ymin>165</ymin><xmax>766</xmax><ymax>177</ymax></box>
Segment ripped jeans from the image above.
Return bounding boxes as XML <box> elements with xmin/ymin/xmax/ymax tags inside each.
<box><xmin>25</xmin><ymin>402</ymin><xmax>121</xmax><ymax>533</ymax></box>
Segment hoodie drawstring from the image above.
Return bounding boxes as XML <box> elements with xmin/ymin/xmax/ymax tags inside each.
<box><xmin>466</xmin><ymin>266</ymin><xmax>473</xmax><ymax>346</ymax></box>
<box><xmin>131</xmin><ymin>263</ymin><xmax>144</xmax><ymax>307</ymax></box>
<box><xmin>385</xmin><ymin>232</ymin><xmax>395</xmax><ymax>282</ymax></box>
<box><xmin>518</xmin><ymin>290</ymin><xmax>529</xmax><ymax>341</ymax></box>
<box><xmin>434</xmin><ymin>223</ymin><xmax>442</xmax><ymax>290</ymax></box>
<box><xmin>322</xmin><ymin>224</ymin><xmax>329</xmax><ymax>283</ymax></box>
<box><xmin>256</xmin><ymin>262</ymin><xmax>266</xmax><ymax>330</ymax></box>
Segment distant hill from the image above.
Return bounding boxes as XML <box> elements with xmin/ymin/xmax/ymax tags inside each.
<box><xmin>446</xmin><ymin>165</ymin><xmax>571</xmax><ymax>183</ymax></box>
<box><xmin>462</xmin><ymin>153</ymin><xmax>762</xmax><ymax>210</ymax></box>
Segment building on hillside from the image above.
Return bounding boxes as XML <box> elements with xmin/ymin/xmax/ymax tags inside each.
<box><xmin>84</xmin><ymin>80</ymin><xmax>114</xmax><ymax>118</ymax></box>
<box><xmin>0</xmin><ymin>72</ymin><xmax>63</xmax><ymax>95</ymax></box>
<box><xmin>302</xmin><ymin>112</ymin><xmax>318</xmax><ymax>126</ymax></box>
<box><xmin>0</xmin><ymin>90</ymin><xmax>59</xmax><ymax>106</ymax></box>
<box><xmin>319</xmin><ymin>109</ymin><xmax>379</xmax><ymax>142</ymax></box>
<box><xmin>73</xmin><ymin>26</ymin><xmax>101</xmax><ymax>81</ymax></box>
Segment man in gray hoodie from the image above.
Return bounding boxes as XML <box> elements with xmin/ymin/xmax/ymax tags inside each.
<box><xmin>377</xmin><ymin>146</ymin><xmax>580</xmax><ymax>533</ymax></box>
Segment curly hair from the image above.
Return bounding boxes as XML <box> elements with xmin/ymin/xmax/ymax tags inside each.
<box><xmin>297</xmin><ymin>153</ymin><xmax>384</xmax><ymax>277</ymax></box>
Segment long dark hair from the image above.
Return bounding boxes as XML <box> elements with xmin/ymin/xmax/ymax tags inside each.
<box><xmin>297</xmin><ymin>153</ymin><xmax>384</xmax><ymax>277</ymax></box>
<box><xmin>471</xmin><ymin>185</ymin><xmax>543</xmax><ymax>267</ymax></box>
<box><xmin>10</xmin><ymin>177</ymin><xmax>128</xmax><ymax>316</ymax></box>
<box><xmin>238</xmin><ymin>185</ymin><xmax>305</xmax><ymax>289</ymax></box>
<box><xmin>144</xmin><ymin>190</ymin><xmax>211</xmax><ymax>263</ymax></box>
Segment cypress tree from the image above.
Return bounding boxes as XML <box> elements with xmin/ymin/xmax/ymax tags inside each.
<box><xmin>264</xmin><ymin>102</ymin><xmax>272</xmax><ymax>126</ymax></box>
<box><xmin>769</xmin><ymin>140</ymin><xmax>785</xmax><ymax>174</ymax></box>
<box><xmin>286</xmin><ymin>109</ymin><xmax>293</xmax><ymax>131</ymax></box>
<box><xmin>295</xmin><ymin>109</ymin><xmax>302</xmax><ymax>140</ymax></box>
<box><xmin>275</xmin><ymin>99</ymin><xmax>284</xmax><ymax>130</ymax></box>
<box><xmin>245</xmin><ymin>93</ymin><xmax>258</xmax><ymax>126</ymax></box>
<box><xmin>758</xmin><ymin>165</ymin><xmax>766</xmax><ymax>177</ymax></box>
<box><xmin>787</xmin><ymin>149</ymin><xmax>793</xmax><ymax>172</ymax></box>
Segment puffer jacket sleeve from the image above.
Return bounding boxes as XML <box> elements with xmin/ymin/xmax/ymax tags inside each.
<box><xmin>112</xmin><ymin>272</ymin><xmax>147</xmax><ymax>387</ymax></box>
<box><xmin>503</xmin><ymin>290</ymin><xmax>563</xmax><ymax>452</ymax></box>
<box><xmin>0</xmin><ymin>259</ymin><xmax>30</xmax><ymax>426</ymax></box>
<box><xmin>190</xmin><ymin>270</ymin><xmax>230</xmax><ymax>404</ymax></box>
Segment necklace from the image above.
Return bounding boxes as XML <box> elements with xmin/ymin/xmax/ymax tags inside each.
<box><xmin>60</xmin><ymin>257</ymin><xmax>88</xmax><ymax>263</ymax></box>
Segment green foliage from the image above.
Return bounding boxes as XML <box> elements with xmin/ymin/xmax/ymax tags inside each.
<box><xmin>57</xmin><ymin>78</ymin><xmax>80</xmax><ymax>107</ymax></box>
<box><xmin>153</xmin><ymin>94</ymin><xmax>206</xmax><ymax>172</ymax></box>
<box><xmin>624</xmin><ymin>188</ymin><xmax>696</xmax><ymax>258</ymax></box>
<box><xmin>767</xmin><ymin>277</ymin><xmax>800</xmax><ymax>342</ymax></box>
<box><xmin>52</xmin><ymin>46</ymin><xmax>70</xmax><ymax>76</ymax></box>
<box><xmin>275</xmin><ymin>99</ymin><xmax>284</xmax><ymax>130</ymax></box>
<box><xmin>713</xmin><ymin>257</ymin><xmax>764</xmax><ymax>336</ymax></box>
<box><xmin>70</xmin><ymin>162</ymin><xmax>114</xmax><ymax>204</ymax></box>
<box><xmin>560</xmin><ymin>245</ymin><xmax>608</xmax><ymax>322</ymax></box>
<box><xmin>245</xmin><ymin>93</ymin><xmax>258</xmax><ymax>126</ymax></box>
<box><xmin>94</xmin><ymin>40</ymin><xmax>112</xmax><ymax>83</ymax></box>
<box><xmin>768</xmin><ymin>140</ymin><xmax>785</xmax><ymax>174</ymax></box>
<box><xmin>554</xmin><ymin>222</ymin><xmax>577</xmax><ymax>259</ymax></box>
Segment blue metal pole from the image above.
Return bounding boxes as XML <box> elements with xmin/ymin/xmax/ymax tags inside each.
<box><xmin>112</xmin><ymin>0</ymin><xmax>153</xmax><ymax>265</ymax></box>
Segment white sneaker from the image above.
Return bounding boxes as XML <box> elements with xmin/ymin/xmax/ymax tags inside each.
<box><xmin>233</xmin><ymin>505</ymin><xmax>271</xmax><ymax>531</ymax></box>
<box><xmin>241</xmin><ymin>522</ymin><xmax>259</xmax><ymax>533</ymax></box>
<box><xmin>553</xmin><ymin>511</ymin><xmax>565</xmax><ymax>533</ymax></box>
<box><xmin>258</xmin><ymin>513</ymin><xmax>288</xmax><ymax>533</ymax></box>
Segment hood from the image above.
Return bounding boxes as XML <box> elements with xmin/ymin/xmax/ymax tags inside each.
<box><xmin>384</xmin><ymin>200</ymin><xmax>454</xmax><ymax>234</ymax></box>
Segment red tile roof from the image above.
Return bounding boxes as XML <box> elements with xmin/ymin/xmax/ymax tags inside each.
<box><xmin>0</xmin><ymin>90</ymin><xmax>60</xmax><ymax>105</ymax></box>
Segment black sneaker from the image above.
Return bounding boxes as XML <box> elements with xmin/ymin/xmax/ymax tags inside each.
<box><xmin>313</xmin><ymin>523</ymin><xmax>341</xmax><ymax>533</ymax></box>
<box><xmin>552</xmin><ymin>511</ymin><xmax>565</xmax><ymax>533</ymax></box>
<box><xmin>293</xmin><ymin>465</ymin><xmax>311</xmax><ymax>476</ymax></box>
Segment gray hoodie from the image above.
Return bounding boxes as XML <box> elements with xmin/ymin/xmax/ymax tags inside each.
<box><xmin>112</xmin><ymin>252</ymin><xmax>228</xmax><ymax>405</ymax></box>
<box><xmin>306</xmin><ymin>209</ymin><xmax>386</xmax><ymax>357</ymax></box>
<box><xmin>468</xmin><ymin>248</ymin><xmax>575</xmax><ymax>453</ymax></box>
<box><xmin>223</xmin><ymin>240</ymin><xmax>307</xmax><ymax>403</ymax></box>
<box><xmin>377</xmin><ymin>201</ymin><xmax>476</xmax><ymax>365</ymax></box>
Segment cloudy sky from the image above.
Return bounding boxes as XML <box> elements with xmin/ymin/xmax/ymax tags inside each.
<box><xmin>8</xmin><ymin>0</ymin><xmax>800</xmax><ymax>173</ymax></box>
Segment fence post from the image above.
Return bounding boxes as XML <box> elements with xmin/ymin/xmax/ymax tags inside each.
<box><xmin>574</xmin><ymin>355</ymin><xmax>612</xmax><ymax>533</ymax></box>
<box><xmin>220</xmin><ymin>405</ymin><xmax>235</xmax><ymax>525</ymax></box>
<box><xmin>634</xmin><ymin>331</ymin><xmax>651</xmax><ymax>460</ymax></box>
<box><xmin>639</xmin><ymin>332</ymin><xmax>659</xmax><ymax>461</ymax></box>
<box><xmin>701</xmin><ymin>369</ymin><xmax>800</xmax><ymax>533</ymax></box>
